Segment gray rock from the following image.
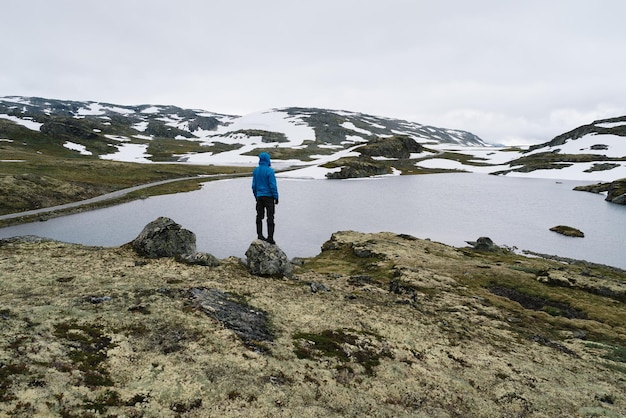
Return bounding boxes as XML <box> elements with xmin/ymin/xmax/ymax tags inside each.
<box><xmin>310</xmin><ymin>282</ymin><xmax>330</xmax><ymax>293</ymax></box>
<box><xmin>466</xmin><ymin>236</ymin><xmax>497</xmax><ymax>251</ymax></box>
<box><xmin>132</xmin><ymin>217</ymin><xmax>196</xmax><ymax>258</ymax></box>
<box><xmin>176</xmin><ymin>252</ymin><xmax>220</xmax><ymax>267</ymax></box>
<box><xmin>245</xmin><ymin>239</ymin><xmax>293</xmax><ymax>278</ymax></box>
<box><xmin>610</xmin><ymin>193</ymin><xmax>626</xmax><ymax>205</ymax></box>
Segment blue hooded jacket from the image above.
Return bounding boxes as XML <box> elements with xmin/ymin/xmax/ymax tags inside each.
<box><xmin>252</xmin><ymin>152</ymin><xmax>279</xmax><ymax>200</ymax></box>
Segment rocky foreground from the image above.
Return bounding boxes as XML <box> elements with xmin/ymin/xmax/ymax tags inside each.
<box><xmin>1</xmin><ymin>228</ymin><xmax>625</xmax><ymax>417</ymax></box>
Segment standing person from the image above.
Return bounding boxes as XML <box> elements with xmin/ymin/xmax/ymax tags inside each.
<box><xmin>252</xmin><ymin>152</ymin><xmax>279</xmax><ymax>244</ymax></box>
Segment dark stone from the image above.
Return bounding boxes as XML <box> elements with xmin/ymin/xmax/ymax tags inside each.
<box><xmin>188</xmin><ymin>287</ymin><xmax>273</xmax><ymax>351</ymax></box>
<box><xmin>245</xmin><ymin>239</ymin><xmax>293</xmax><ymax>277</ymax></box>
<box><xmin>466</xmin><ymin>237</ymin><xmax>497</xmax><ymax>251</ymax></box>
<box><xmin>132</xmin><ymin>217</ymin><xmax>196</xmax><ymax>258</ymax></box>
<box><xmin>84</xmin><ymin>296</ymin><xmax>112</xmax><ymax>304</ymax></box>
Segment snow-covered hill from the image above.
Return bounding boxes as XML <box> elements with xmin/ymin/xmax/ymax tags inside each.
<box><xmin>1</xmin><ymin>96</ymin><xmax>626</xmax><ymax>181</ymax></box>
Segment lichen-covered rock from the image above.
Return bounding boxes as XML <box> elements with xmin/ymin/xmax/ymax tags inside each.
<box><xmin>188</xmin><ymin>287</ymin><xmax>273</xmax><ymax>351</ymax></box>
<box><xmin>575</xmin><ymin>177</ymin><xmax>626</xmax><ymax>205</ymax></box>
<box><xmin>132</xmin><ymin>217</ymin><xmax>196</xmax><ymax>258</ymax></box>
<box><xmin>245</xmin><ymin>239</ymin><xmax>293</xmax><ymax>277</ymax></box>
<box><xmin>177</xmin><ymin>252</ymin><xmax>220</xmax><ymax>267</ymax></box>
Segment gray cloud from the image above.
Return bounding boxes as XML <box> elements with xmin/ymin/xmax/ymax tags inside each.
<box><xmin>3</xmin><ymin>0</ymin><xmax>625</xmax><ymax>144</ymax></box>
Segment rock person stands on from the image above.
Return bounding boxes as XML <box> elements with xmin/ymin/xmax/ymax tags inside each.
<box><xmin>252</xmin><ymin>152</ymin><xmax>279</xmax><ymax>244</ymax></box>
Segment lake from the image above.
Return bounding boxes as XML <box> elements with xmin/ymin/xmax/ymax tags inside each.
<box><xmin>1</xmin><ymin>173</ymin><xmax>624</xmax><ymax>269</ymax></box>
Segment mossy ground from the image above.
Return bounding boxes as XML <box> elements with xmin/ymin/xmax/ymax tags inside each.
<box><xmin>0</xmin><ymin>231</ymin><xmax>624</xmax><ymax>417</ymax></box>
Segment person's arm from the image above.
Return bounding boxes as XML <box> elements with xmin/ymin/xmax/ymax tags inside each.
<box><xmin>269</xmin><ymin>171</ymin><xmax>279</xmax><ymax>203</ymax></box>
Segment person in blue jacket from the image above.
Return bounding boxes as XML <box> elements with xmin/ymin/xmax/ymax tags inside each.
<box><xmin>252</xmin><ymin>152</ymin><xmax>279</xmax><ymax>244</ymax></box>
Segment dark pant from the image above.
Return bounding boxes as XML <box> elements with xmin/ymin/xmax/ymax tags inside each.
<box><xmin>256</xmin><ymin>196</ymin><xmax>275</xmax><ymax>240</ymax></box>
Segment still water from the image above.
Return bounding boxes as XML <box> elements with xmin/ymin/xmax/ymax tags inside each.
<box><xmin>1</xmin><ymin>174</ymin><xmax>624</xmax><ymax>269</ymax></box>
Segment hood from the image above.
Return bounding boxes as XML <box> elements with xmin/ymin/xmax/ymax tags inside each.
<box><xmin>258</xmin><ymin>152</ymin><xmax>271</xmax><ymax>166</ymax></box>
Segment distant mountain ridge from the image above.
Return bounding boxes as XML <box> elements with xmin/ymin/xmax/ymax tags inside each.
<box><xmin>1</xmin><ymin>96</ymin><xmax>626</xmax><ymax>184</ymax></box>
<box><xmin>0</xmin><ymin>96</ymin><xmax>485</xmax><ymax>161</ymax></box>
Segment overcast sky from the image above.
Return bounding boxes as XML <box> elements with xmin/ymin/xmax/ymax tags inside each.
<box><xmin>3</xmin><ymin>0</ymin><xmax>625</xmax><ymax>145</ymax></box>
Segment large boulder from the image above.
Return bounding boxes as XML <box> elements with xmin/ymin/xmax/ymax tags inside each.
<box><xmin>245</xmin><ymin>240</ymin><xmax>293</xmax><ymax>277</ymax></box>
<box><xmin>466</xmin><ymin>236</ymin><xmax>498</xmax><ymax>251</ymax></box>
<box><xmin>132</xmin><ymin>217</ymin><xmax>196</xmax><ymax>258</ymax></box>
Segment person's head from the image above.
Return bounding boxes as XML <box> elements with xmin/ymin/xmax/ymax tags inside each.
<box><xmin>258</xmin><ymin>152</ymin><xmax>271</xmax><ymax>166</ymax></box>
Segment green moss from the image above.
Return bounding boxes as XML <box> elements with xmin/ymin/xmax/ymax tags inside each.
<box><xmin>0</xmin><ymin>362</ymin><xmax>29</xmax><ymax>402</ymax></box>
<box><xmin>53</xmin><ymin>321</ymin><xmax>115</xmax><ymax>388</ymax></box>
<box><xmin>293</xmin><ymin>329</ymin><xmax>392</xmax><ymax>376</ymax></box>
<box><xmin>83</xmin><ymin>389</ymin><xmax>123</xmax><ymax>413</ymax></box>
<box><xmin>604</xmin><ymin>344</ymin><xmax>626</xmax><ymax>363</ymax></box>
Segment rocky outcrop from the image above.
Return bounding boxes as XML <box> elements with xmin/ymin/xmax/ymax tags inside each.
<box><xmin>573</xmin><ymin>182</ymin><xmax>612</xmax><ymax>194</ymax></box>
<box><xmin>326</xmin><ymin>136</ymin><xmax>425</xmax><ymax>179</ymax></box>
<box><xmin>132</xmin><ymin>217</ymin><xmax>197</xmax><ymax>258</ymax></box>
<box><xmin>574</xmin><ymin>177</ymin><xmax>626</xmax><ymax>205</ymax></box>
<box><xmin>245</xmin><ymin>239</ymin><xmax>293</xmax><ymax>277</ymax></box>
<box><xmin>550</xmin><ymin>225</ymin><xmax>585</xmax><ymax>238</ymax></box>
<box><xmin>325</xmin><ymin>156</ymin><xmax>390</xmax><ymax>179</ymax></box>
<box><xmin>40</xmin><ymin>119</ymin><xmax>99</xmax><ymax>141</ymax></box>
<box><xmin>606</xmin><ymin>178</ymin><xmax>626</xmax><ymax>204</ymax></box>
<box><xmin>356</xmin><ymin>135</ymin><xmax>424</xmax><ymax>159</ymax></box>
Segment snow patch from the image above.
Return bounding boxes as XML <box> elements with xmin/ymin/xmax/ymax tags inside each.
<box><xmin>63</xmin><ymin>142</ymin><xmax>93</xmax><ymax>156</ymax></box>
<box><xmin>197</xmin><ymin>110</ymin><xmax>316</xmax><ymax>146</ymax></box>
<box><xmin>141</xmin><ymin>106</ymin><xmax>161</xmax><ymax>114</ymax></box>
<box><xmin>104</xmin><ymin>134</ymin><xmax>131</xmax><ymax>142</ymax></box>
<box><xmin>132</xmin><ymin>121</ymin><xmax>149</xmax><ymax>132</ymax></box>
<box><xmin>100</xmin><ymin>144</ymin><xmax>151</xmax><ymax>163</ymax></box>
<box><xmin>341</xmin><ymin>122</ymin><xmax>372</xmax><ymax>136</ymax></box>
<box><xmin>505</xmin><ymin>162</ymin><xmax>626</xmax><ymax>182</ymax></box>
<box><xmin>595</xmin><ymin>121</ymin><xmax>626</xmax><ymax>129</ymax></box>
<box><xmin>76</xmin><ymin>103</ymin><xmax>106</xmax><ymax>116</ymax></box>
<box><xmin>527</xmin><ymin>133</ymin><xmax>626</xmax><ymax>159</ymax></box>
<box><xmin>0</xmin><ymin>114</ymin><xmax>43</xmax><ymax>131</ymax></box>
